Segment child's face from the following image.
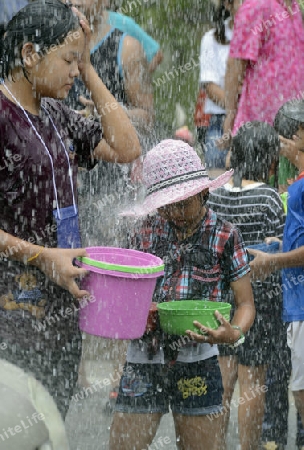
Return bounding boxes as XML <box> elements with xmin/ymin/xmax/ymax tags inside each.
<box><xmin>157</xmin><ymin>190</ymin><xmax>208</xmax><ymax>230</ymax></box>
<box><xmin>24</xmin><ymin>28</ymin><xmax>85</xmax><ymax>100</ymax></box>
<box><xmin>294</xmin><ymin>125</ymin><xmax>304</xmax><ymax>151</ymax></box>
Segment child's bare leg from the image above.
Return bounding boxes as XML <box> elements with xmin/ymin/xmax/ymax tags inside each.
<box><xmin>109</xmin><ymin>412</ymin><xmax>162</xmax><ymax>450</ymax></box>
<box><xmin>218</xmin><ymin>355</ymin><xmax>238</xmax><ymax>449</ymax></box>
<box><xmin>294</xmin><ymin>390</ymin><xmax>304</xmax><ymax>429</ymax></box>
<box><xmin>174</xmin><ymin>414</ymin><xmax>223</xmax><ymax>450</ymax></box>
<box><xmin>238</xmin><ymin>364</ymin><xmax>267</xmax><ymax>450</ymax></box>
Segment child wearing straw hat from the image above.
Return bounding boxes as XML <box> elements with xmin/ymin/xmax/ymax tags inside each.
<box><xmin>110</xmin><ymin>139</ymin><xmax>255</xmax><ymax>450</ymax></box>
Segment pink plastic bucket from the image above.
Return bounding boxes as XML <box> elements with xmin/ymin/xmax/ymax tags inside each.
<box><xmin>77</xmin><ymin>247</ymin><xmax>164</xmax><ymax>339</ymax></box>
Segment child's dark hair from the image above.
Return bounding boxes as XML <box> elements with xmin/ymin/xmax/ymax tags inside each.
<box><xmin>231</xmin><ymin>121</ymin><xmax>280</xmax><ymax>188</ymax></box>
<box><xmin>0</xmin><ymin>0</ymin><xmax>80</xmax><ymax>80</ymax></box>
<box><xmin>274</xmin><ymin>99</ymin><xmax>304</xmax><ymax>139</ymax></box>
<box><xmin>211</xmin><ymin>0</ymin><xmax>231</xmax><ymax>44</ymax></box>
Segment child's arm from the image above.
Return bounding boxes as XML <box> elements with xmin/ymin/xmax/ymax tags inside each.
<box><xmin>279</xmin><ymin>135</ymin><xmax>304</xmax><ymax>172</ymax></box>
<box><xmin>186</xmin><ymin>273</ymin><xmax>255</xmax><ymax>345</ymax></box>
<box><xmin>248</xmin><ymin>246</ymin><xmax>304</xmax><ymax>281</ymax></box>
<box><xmin>264</xmin><ymin>236</ymin><xmax>283</xmax><ymax>250</ymax></box>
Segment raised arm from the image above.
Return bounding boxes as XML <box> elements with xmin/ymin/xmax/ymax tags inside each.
<box><xmin>223</xmin><ymin>57</ymin><xmax>247</xmax><ymax>138</ymax></box>
<box><xmin>121</xmin><ymin>36</ymin><xmax>154</xmax><ymax>132</ymax></box>
<box><xmin>75</xmin><ymin>9</ymin><xmax>141</xmax><ymax>163</ymax></box>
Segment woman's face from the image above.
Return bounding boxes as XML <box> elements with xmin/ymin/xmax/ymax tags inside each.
<box><xmin>224</xmin><ymin>0</ymin><xmax>243</xmax><ymax>17</ymax></box>
<box><xmin>22</xmin><ymin>28</ymin><xmax>85</xmax><ymax>100</ymax></box>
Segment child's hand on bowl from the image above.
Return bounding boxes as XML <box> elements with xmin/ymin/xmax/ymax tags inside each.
<box><xmin>185</xmin><ymin>311</ymin><xmax>239</xmax><ymax>345</ymax></box>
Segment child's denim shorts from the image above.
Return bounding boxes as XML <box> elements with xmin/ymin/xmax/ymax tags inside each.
<box><xmin>114</xmin><ymin>356</ymin><xmax>223</xmax><ymax>416</ymax></box>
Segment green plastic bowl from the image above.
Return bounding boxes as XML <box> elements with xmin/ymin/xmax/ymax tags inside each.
<box><xmin>157</xmin><ymin>300</ymin><xmax>232</xmax><ymax>335</ymax></box>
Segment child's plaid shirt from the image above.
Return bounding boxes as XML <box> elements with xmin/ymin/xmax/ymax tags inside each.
<box><xmin>129</xmin><ymin>208</ymin><xmax>250</xmax><ymax>303</ymax></box>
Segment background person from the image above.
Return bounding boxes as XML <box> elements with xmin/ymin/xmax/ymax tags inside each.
<box><xmin>209</xmin><ymin>122</ymin><xmax>287</xmax><ymax>450</ymax></box>
<box><xmin>249</xmin><ymin>101</ymin><xmax>304</xmax><ymax>432</ymax></box>
<box><xmin>0</xmin><ymin>1</ymin><xmax>140</xmax><ymax>448</ymax></box>
<box><xmin>67</xmin><ymin>0</ymin><xmax>154</xmax><ymax>246</ymax></box>
<box><xmin>65</xmin><ymin>0</ymin><xmax>154</xmax><ymax>131</ymax></box>
<box><xmin>106</xmin><ymin>8</ymin><xmax>163</xmax><ymax>73</ymax></box>
<box><xmin>63</xmin><ymin>0</ymin><xmax>155</xmax><ymax>392</ymax></box>
<box><xmin>273</xmin><ymin>97</ymin><xmax>304</xmax><ymax>190</ymax></box>
<box><xmin>199</xmin><ymin>0</ymin><xmax>238</xmax><ymax>178</ymax></box>
<box><xmin>223</xmin><ymin>0</ymin><xmax>304</xmax><ymax>191</ymax></box>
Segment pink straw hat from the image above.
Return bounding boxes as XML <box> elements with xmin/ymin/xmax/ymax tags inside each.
<box><xmin>122</xmin><ymin>139</ymin><xmax>233</xmax><ymax>217</ymax></box>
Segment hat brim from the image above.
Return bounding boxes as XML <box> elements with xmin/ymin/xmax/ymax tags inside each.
<box><xmin>121</xmin><ymin>169</ymin><xmax>233</xmax><ymax>217</ymax></box>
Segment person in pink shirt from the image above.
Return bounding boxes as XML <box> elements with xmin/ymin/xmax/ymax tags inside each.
<box><xmin>223</xmin><ymin>0</ymin><xmax>304</xmax><ymax>189</ymax></box>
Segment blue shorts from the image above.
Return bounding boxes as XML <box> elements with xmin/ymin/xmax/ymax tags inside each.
<box><xmin>204</xmin><ymin>114</ymin><xmax>228</xmax><ymax>169</ymax></box>
<box><xmin>114</xmin><ymin>356</ymin><xmax>223</xmax><ymax>416</ymax></box>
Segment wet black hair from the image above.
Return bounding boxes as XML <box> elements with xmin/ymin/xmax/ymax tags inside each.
<box><xmin>211</xmin><ymin>0</ymin><xmax>231</xmax><ymax>45</ymax></box>
<box><xmin>230</xmin><ymin>121</ymin><xmax>280</xmax><ymax>188</ymax></box>
<box><xmin>0</xmin><ymin>0</ymin><xmax>80</xmax><ymax>80</ymax></box>
<box><xmin>274</xmin><ymin>99</ymin><xmax>304</xmax><ymax>139</ymax></box>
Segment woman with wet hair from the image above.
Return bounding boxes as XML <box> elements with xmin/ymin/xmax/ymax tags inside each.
<box><xmin>209</xmin><ymin>121</ymin><xmax>288</xmax><ymax>450</ymax></box>
<box><xmin>64</xmin><ymin>0</ymin><xmax>154</xmax><ymax>247</ymax></box>
<box><xmin>0</xmin><ymin>1</ymin><xmax>140</xmax><ymax>448</ymax></box>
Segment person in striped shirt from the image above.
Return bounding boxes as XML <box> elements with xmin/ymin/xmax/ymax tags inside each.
<box><xmin>209</xmin><ymin>121</ymin><xmax>288</xmax><ymax>450</ymax></box>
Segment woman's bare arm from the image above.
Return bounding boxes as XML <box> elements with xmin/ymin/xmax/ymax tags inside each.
<box><xmin>0</xmin><ymin>230</ymin><xmax>89</xmax><ymax>298</ymax></box>
<box><xmin>205</xmin><ymin>82</ymin><xmax>225</xmax><ymax>109</ymax></box>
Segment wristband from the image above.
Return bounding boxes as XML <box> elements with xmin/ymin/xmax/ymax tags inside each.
<box><xmin>231</xmin><ymin>325</ymin><xmax>245</xmax><ymax>348</ymax></box>
<box><xmin>27</xmin><ymin>247</ymin><xmax>44</xmax><ymax>264</ymax></box>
